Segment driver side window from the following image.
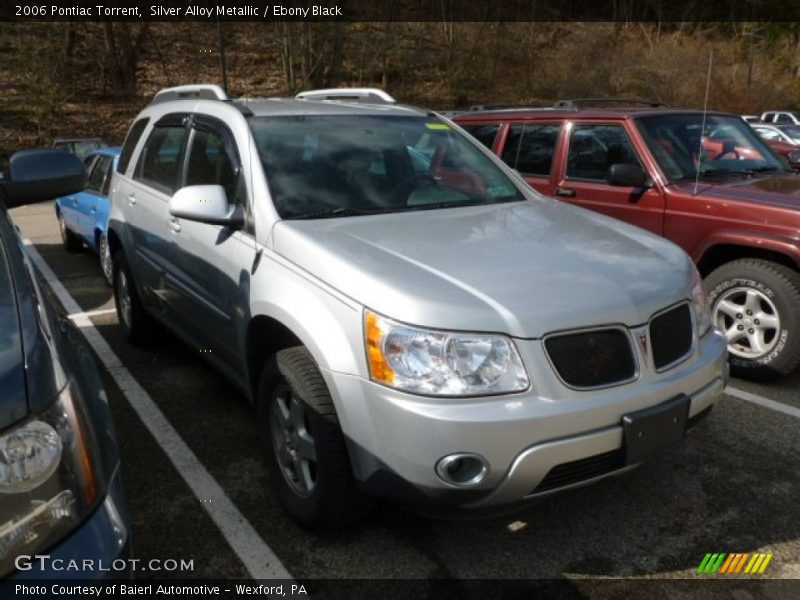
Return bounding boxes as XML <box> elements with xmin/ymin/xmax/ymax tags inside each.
<box><xmin>566</xmin><ymin>124</ymin><xmax>641</xmax><ymax>182</ymax></box>
<box><xmin>185</xmin><ymin>127</ymin><xmax>239</xmax><ymax>202</ymax></box>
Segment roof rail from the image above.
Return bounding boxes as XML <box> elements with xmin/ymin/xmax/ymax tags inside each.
<box><xmin>295</xmin><ymin>88</ymin><xmax>396</xmax><ymax>104</ymax></box>
<box><xmin>151</xmin><ymin>84</ymin><xmax>228</xmax><ymax>105</ymax></box>
<box><xmin>553</xmin><ymin>98</ymin><xmax>667</xmax><ymax>109</ymax></box>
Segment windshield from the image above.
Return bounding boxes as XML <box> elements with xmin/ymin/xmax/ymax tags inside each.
<box><xmin>636</xmin><ymin>114</ymin><xmax>787</xmax><ymax>181</ymax></box>
<box><xmin>249</xmin><ymin>115</ymin><xmax>523</xmax><ymax>219</ymax></box>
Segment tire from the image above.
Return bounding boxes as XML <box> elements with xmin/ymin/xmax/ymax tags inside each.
<box><xmin>257</xmin><ymin>346</ymin><xmax>372</xmax><ymax>529</ymax></box>
<box><xmin>113</xmin><ymin>250</ymin><xmax>153</xmax><ymax>344</ymax></box>
<box><xmin>98</xmin><ymin>232</ymin><xmax>113</xmax><ymax>287</ymax></box>
<box><xmin>58</xmin><ymin>210</ymin><xmax>83</xmax><ymax>252</ymax></box>
<box><xmin>706</xmin><ymin>258</ymin><xmax>800</xmax><ymax>381</ymax></box>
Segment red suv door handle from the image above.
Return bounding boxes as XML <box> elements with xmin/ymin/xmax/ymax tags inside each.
<box><xmin>554</xmin><ymin>187</ymin><xmax>576</xmax><ymax>197</ymax></box>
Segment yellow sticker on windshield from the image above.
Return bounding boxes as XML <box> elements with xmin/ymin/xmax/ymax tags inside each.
<box><xmin>425</xmin><ymin>123</ymin><xmax>450</xmax><ymax>130</ymax></box>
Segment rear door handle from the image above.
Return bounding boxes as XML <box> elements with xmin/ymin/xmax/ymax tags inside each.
<box><xmin>168</xmin><ymin>218</ymin><xmax>181</xmax><ymax>233</ymax></box>
<box><xmin>554</xmin><ymin>187</ymin><xmax>576</xmax><ymax>198</ymax></box>
<box><xmin>127</xmin><ymin>194</ymin><xmax>136</xmax><ymax>206</ymax></box>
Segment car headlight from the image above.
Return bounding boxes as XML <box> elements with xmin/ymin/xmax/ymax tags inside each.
<box><xmin>364</xmin><ymin>310</ymin><xmax>529</xmax><ymax>396</ymax></box>
<box><xmin>0</xmin><ymin>382</ymin><xmax>104</xmax><ymax>577</ymax></box>
<box><xmin>690</xmin><ymin>268</ymin><xmax>713</xmax><ymax>337</ymax></box>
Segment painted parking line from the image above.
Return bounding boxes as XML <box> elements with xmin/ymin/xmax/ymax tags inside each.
<box><xmin>726</xmin><ymin>386</ymin><xmax>800</xmax><ymax>420</ymax></box>
<box><xmin>67</xmin><ymin>307</ymin><xmax>118</xmax><ymax>321</ymax></box>
<box><xmin>23</xmin><ymin>240</ymin><xmax>293</xmax><ymax>581</ymax></box>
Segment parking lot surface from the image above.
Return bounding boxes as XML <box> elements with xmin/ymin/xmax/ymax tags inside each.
<box><xmin>8</xmin><ymin>201</ymin><xmax>800</xmax><ymax>595</ymax></box>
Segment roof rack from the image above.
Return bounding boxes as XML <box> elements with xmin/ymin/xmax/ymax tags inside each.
<box><xmin>151</xmin><ymin>84</ymin><xmax>228</xmax><ymax>105</ymax></box>
<box><xmin>553</xmin><ymin>98</ymin><xmax>667</xmax><ymax>109</ymax></box>
<box><xmin>295</xmin><ymin>88</ymin><xmax>396</xmax><ymax>104</ymax></box>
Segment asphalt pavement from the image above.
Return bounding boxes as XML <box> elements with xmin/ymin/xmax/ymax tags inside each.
<box><xmin>8</xmin><ymin>201</ymin><xmax>800</xmax><ymax>597</ymax></box>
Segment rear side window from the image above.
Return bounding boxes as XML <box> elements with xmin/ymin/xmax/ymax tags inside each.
<box><xmin>501</xmin><ymin>123</ymin><xmax>561</xmax><ymax>177</ymax></box>
<box><xmin>566</xmin><ymin>124</ymin><xmax>641</xmax><ymax>182</ymax></box>
<box><xmin>117</xmin><ymin>118</ymin><xmax>150</xmax><ymax>175</ymax></box>
<box><xmin>461</xmin><ymin>124</ymin><xmax>500</xmax><ymax>150</ymax></box>
<box><xmin>135</xmin><ymin>126</ymin><xmax>187</xmax><ymax>193</ymax></box>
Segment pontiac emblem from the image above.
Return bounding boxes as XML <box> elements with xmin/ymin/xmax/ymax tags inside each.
<box><xmin>638</xmin><ymin>332</ymin><xmax>649</xmax><ymax>364</ymax></box>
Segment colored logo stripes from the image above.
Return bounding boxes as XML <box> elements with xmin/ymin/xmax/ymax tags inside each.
<box><xmin>697</xmin><ymin>552</ymin><xmax>773</xmax><ymax>574</ymax></box>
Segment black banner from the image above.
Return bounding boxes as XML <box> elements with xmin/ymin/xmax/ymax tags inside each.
<box><xmin>2</xmin><ymin>0</ymin><xmax>800</xmax><ymax>22</ymax></box>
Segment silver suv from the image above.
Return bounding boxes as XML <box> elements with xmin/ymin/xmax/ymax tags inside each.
<box><xmin>108</xmin><ymin>85</ymin><xmax>728</xmax><ymax>527</ymax></box>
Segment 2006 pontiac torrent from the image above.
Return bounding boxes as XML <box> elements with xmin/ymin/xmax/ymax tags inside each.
<box><xmin>106</xmin><ymin>85</ymin><xmax>728</xmax><ymax>527</ymax></box>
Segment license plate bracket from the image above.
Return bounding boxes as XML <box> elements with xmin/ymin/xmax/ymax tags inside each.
<box><xmin>623</xmin><ymin>394</ymin><xmax>690</xmax><ymax>465</ymax></box>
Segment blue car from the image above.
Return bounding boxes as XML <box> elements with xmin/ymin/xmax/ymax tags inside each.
<box><xmin>1</xmin><ymin>150</ymin><xmax>131</xmax><ymax>580</ymax></box>
<box><xmin>56</xmin><ymin>147</ymin><xmax>121</xmax><ymax>285</ymax></box>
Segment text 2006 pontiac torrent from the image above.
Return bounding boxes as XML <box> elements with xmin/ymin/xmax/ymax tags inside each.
<box><xmin>106</xmin><ymin>85</ymin><xmax>728</xmax><ymax>527</ymax></box>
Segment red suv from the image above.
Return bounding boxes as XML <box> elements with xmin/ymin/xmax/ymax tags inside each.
<box><xmin>454</xmin><ymin>104</ymin><xmax>800</xmax><ymax>380</ymax></box>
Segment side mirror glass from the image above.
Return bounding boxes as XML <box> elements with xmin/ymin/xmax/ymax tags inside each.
<box><xmin>169</xmin><ymin>185</ymin><xmax>243</xmax><ymax>228</ymax></box>
<box><xmin>1</xmin><ymin>150</ymin><xmax>87</xmax><ymax>208</ymax></box>
<box><xmin>607</xmin><ymin>163</ymin><xmax>648</xmax><ymax>188</ymax></box>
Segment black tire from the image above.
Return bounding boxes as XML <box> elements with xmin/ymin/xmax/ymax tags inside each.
<box><xmin>113</xmin><ymin>250</ymin><xmax>153</xmax><ymax>345</ymax></box>
<box><xmin>706</xmin><ymin>258</ymin><xmax>800</xmax><ymax>381</ymax></box>
<box><xmin>58</xmin><ymin>210</ymin><xmax>83</xmax><ymax>252</ymax></box>
<box><xmin>257</xmin><ymin>346</ymin><xmax>372</xmax><ymax>529</ymax></box>
<box><xmin>98</xmin><ymin>232</ymin><xmax>113</xmax><ymax>287</ymax></box>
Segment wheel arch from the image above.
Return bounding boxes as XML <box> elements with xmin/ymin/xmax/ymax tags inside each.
<box><xmin>697</xmin><ymin>238</ymin><xmax>800</xmax><ymax>277</ymax></box>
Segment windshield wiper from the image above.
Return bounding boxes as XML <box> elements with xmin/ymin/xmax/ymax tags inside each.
<box><xmin>407</xmin><ymin>196</ymin><xmax>521</xmax><ymax>212</ymax></box>
<box><xmin>287</xmin><ymin>206</ymin><xmax>403</xmax><ymax>220</ymax></box>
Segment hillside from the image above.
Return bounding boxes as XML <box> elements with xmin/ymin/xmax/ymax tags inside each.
<box><xmin>1</xmin><ymin>21</ymin><xmax>799</xmax><ymax>158</ymax></box>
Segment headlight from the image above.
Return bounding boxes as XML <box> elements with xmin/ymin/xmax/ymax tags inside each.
<box><xmin>0</xmin><ymin>382</ymin><xmax>104</xmax><ymax>577</ymax></box>
<box><xmin>364</xmin><ymin>310</ymin><xmax>529</xmax><ymax>396</ymax></box>
<box><xmin>690</xmin><ymin>268</ymin><xmax>713</xmax><ymax>337</ymax></box>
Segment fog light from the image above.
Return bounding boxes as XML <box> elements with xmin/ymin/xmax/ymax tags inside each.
<box><xmin>435</xmin><ymin>453</ymin><xmax>488</xmax><ymax>486</ymax></box>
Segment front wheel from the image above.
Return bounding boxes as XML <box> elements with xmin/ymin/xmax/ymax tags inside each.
<box><xmin>257</xmin><ymin>347</ymin><xmax>371</xmax><ymax>529</ymax></box>
<box><xmin>706</xmin><ymin>258</ymin><xmax>800</xmax><ymax>381</ymax></box>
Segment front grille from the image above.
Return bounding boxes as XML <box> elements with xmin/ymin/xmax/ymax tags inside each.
<box><xmin>545</xmin><ymin>329</ymin><xmax>636</xmax><ymax>388</ymax></box>
<box><xmin>531</xmin><ymin>449</ymin><xmax>626</xmax><ymax>494</ymax></box>
<box><xmin>650</xmin><ymin>303</ymin><xmax>693</xmax><ymax>370</ymax></box>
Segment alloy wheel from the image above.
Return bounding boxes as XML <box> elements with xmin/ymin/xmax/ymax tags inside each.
<box><xmin>713</xmin><ymin>287</ymin><xmax>780</xmax><ymax>359</ymax></box>
<box><xmin>270</xmin><ymin>383</ymin><xmax>318</xmax><ymax>498</ymax></box>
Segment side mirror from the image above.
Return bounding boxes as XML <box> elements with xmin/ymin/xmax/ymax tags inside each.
<box><xmin>169</xmin><ymin>185</ymin><xmax>244</xmax><ymax>228</ymax></box>
<box><xmin>1</xmin><ymin>149</ymin><xmax>87</xmax><ymax>208</ymax></box>
<box><xmin>607</xmin><ymin>163</ymin><xmax>648</xmax><ymax>188</ymax></box>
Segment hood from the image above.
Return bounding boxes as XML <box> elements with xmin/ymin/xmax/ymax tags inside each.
<box><xmin>673</xmin><ymin>174</ymin><xmax>800</xmax><ymax>211</ymax></box>
<box><xmin>273</xmin><ymin>199</ymin><xmax>693</xmax><ymax>338</ymax></box>
<box><xmin>0</xmin><ymin>237</ymin><xmax>28</xmax><ymax>430</ymax></box>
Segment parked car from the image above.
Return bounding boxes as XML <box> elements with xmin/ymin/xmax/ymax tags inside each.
<box><xmin>749</xmin><ymin>124</ymin><xmax>800</xmax><ymax>170</ymax></box>
<box><xmin>454</xmin><ymin>104</ymin><xmax>800</xmax><ymax>380</ymax></box>
<box><xmin>760</xmin><ymin>111</ymin><xmax>800</xmax><ymax>126</ymax></box>
<box><xmin>750</xmin><ymin>123</ymin><xmax>800</xmax><ymax>146</ymax></box>
<box><xmin>107</xmin><ymin>85</ymin><xmax>727</xmax><ymax>528</ymax></box>
<box><xmin>0</xmin><ymin>149</ymin><xmax>130</xmax><ymax>579</ymax></box>
<box><xmin>55</xmin><ymin>147</ymin><xmax>121</xmax><ymax>285</ymax></box>
<box><xmin>52</xmin><ymin>138</ymin><xmax>108</xmax><ymax>161</ymax></box>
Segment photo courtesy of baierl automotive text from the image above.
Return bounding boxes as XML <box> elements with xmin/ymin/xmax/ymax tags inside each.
<box><xmin>0</xmin><ymin>2</ymin><xmax>799</xmax><ymax>598</ymax></box>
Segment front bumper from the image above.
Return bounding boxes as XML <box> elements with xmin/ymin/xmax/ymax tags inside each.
<box><xmin>325</xmin><ymin>329</ymin><xmax>728</xmax><ymax>509</ymax></box>
<box><xmin>8</xmin><ymin>470</ymin><xmax>132</xmax><ymax>580</ymax></box>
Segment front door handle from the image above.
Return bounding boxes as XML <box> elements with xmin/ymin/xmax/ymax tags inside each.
<box><xmin>554</xmin><ymin>187</ymin><xmax>576</xmax><ymax>198</ymax></box>
<box><xmin>127</xmin><ymin>194</ymin><xmax>136</xmax><ymax>206</ymax></box>
<box><xmin>168</xmin><ymin>218</ymin><xmax>181</xmax><ymax>233</ymax></box>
